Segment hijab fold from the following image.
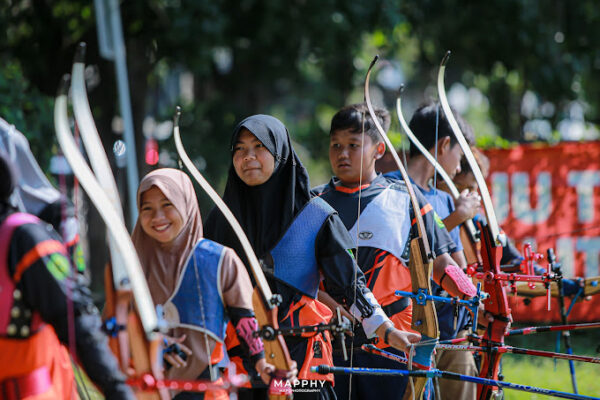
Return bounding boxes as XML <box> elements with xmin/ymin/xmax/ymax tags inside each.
<box><xmin>204</xmin><ymin>114</ymin><xmax>312</xmax><ymax>261</ymax></box>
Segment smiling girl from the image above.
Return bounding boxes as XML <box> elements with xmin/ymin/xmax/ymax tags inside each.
<box><xmin>132</xmin><ymin>168</ymin><xmax>276</xmax><ymax>400</ymax></box>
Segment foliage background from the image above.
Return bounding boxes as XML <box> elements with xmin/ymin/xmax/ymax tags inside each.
<box><xmin>1</xmin><ymin>0</ymin><xmax>599</xmax><ymax>296</ymax></box>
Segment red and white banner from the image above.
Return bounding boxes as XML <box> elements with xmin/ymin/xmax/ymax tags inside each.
<box><xmin>485</xmin><ymin>142</ymin><xmax>600</xmax><ymax>323</ymax></box>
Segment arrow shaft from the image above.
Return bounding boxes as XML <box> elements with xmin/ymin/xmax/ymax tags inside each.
<box><xmin>436</xmin><ymin>344</ymin><xmax>600</xmax><ymax>364</ymax></box>
<box><xmin>312</xmin><ymin>366</ymin><xmax>599</xmax><ymax>400</ymax></box>
<box><xmin>507</xmin><ymin>322</ymin><xmax>600</xmax><ymax>336</ymax></box>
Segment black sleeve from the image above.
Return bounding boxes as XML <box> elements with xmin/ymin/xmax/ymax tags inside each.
<box><xmin>227</xmin><ymin>307</ymin><xmax>265</xmax><ymax>365</ymax></box>
<box><xmin>10</xmin><ymin>223</ymin><xmax>133</xmax><ymax>400</ymax></box>
<box><xmin>315</xmin><ymin>214</ymin><xmax>378</xmax><ymax>318</ymax></box>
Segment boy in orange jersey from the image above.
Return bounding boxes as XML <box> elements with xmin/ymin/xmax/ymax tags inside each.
<box><xmin>312</xmin><ymin>103</ymin><xmax>477</xmax><ymax>399</ymax></box>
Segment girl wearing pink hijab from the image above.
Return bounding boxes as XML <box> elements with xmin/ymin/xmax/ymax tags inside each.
<box><xmin>132</xmin><ymin>168</ymin><xmax>276</xmax><ymax>399</ymax></box>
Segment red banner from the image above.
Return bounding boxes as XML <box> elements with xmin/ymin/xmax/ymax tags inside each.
<box><xmin>485</xmin><ymin>142</ymin><xmax>600</xmax><ymax>323</ymax></box>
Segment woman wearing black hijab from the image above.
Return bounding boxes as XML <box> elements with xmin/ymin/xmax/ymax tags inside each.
<box><xmin>204</xmin><ymin>115</ymin><xmax>420</xmax><ymax>399</ymax></box>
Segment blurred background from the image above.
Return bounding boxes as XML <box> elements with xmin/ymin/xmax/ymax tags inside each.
<box><xmin>2</xmin><ymin>0</ymin><xmax>599</xmax><ymax>300</ymax></box>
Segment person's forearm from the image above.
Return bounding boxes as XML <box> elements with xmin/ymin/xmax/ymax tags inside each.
<box><xmin>451</xmin><ymin>251</ymin><xmax>467</xmax><ymax>269</ymax></box>
<box><xmin>317</xmin><ymin>291</ymin><xmax>354</xmax><ymax>322</ymax></box>
<box><xmin>374</xmin><ymin>320</ymin><xmax>394</xmax><ymax>338</ymax></box>
<box><xmin>433</xmin><ymin>253</ymin><xmax>476</xmax><ymax>298</ymax></box>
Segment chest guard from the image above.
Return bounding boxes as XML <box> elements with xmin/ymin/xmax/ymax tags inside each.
<box><xmin>0</xmin><ymin>213</ymin><xmax>45</xmax><ymax>338</ymax></box>
<box><xmin>348</xmin><ymin>186</ymin><xmax>412</xmax><ymax>264</ymax></box>
<box><xmin>269</xmin><ymin>197</ymin><xmax>335</xmax><ymax>299</ymax></box>
<box><xmin>164</xmin><ymin>239</ymin><xmax>228</xmax><ymax>343</ymax></box>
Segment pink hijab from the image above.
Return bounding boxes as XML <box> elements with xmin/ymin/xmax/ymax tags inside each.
<box><xmin>132</xmin><ymin>168</ymin><xmax>203</xmax><ymax>304</ymax></box>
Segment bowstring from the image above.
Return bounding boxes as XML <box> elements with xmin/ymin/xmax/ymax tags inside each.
<box><xmin>62</xmin><ymin>116</ymin><xmax>90</xmax><ymax>400</ymax></box>
<box><xmin>402</xmin><ymin>99</ymin><xmax>442</xmax><ymax>400</ymax></box>
<box><xmin>401</xmin><ymin>140</ymin><xmax>408</xmax><ymax>170</ymax></box>
<box><xmin>348</xmin><ymin>107</ymin><xmax>367</xmax><ymax>399</ymax></box>
<box><xmin>397</xmin><ymin>100</ymin><xmax>417</xmax><ymax>400</ymax></box>
<box><xmin>193</xmin><ymin>247</ymin><xmax>216</xmax><ymax>382</ymax></box>
<box><xmin>425</xmin><ymin>101</ymin><xmax>441</xmax><ymax>400</ymax></box>
<box><xmin>181</xmin><ymin>169</ymin><xmax>216</xmax><ymax>383</ymax></box>
<box><xmin>432</xmin><ymin>104</ymin><xmax>440</xmax><ymax>252</ymax></box>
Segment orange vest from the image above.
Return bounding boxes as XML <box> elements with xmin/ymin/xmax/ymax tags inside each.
<box><xmin>0</xmin><ymin>325</ymin><xmax>77</xmax><ymax>400</ymax></box>
<box><xmin>0</xmin><ymin>213</ymin><xmax>77</xmax><ymax>399</ymax></box>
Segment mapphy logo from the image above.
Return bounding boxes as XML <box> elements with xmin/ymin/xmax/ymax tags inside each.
<box><xmin>273</xmin><ymin>379</ymin><xmax>327</xmax><ymax>393</ymax></box>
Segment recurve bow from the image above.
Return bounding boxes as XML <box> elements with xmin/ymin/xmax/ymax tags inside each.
<box><xmin>365</xmin><ymin>55</ymin><xmax>439</xmax><ymax>400</ymax></box>
<box><xmin>70</xmin><ymin>42</ymin><xmax>135</xmax><ymax>377</ymax></box>
<box><xmin>438</xmin><ymin>50</ymin><xmax>508</xmax><ymax>400</ymax></box>
<box><xmin>55</xmin><ymin>74</ymin><xmax>169</xmax><ymax>399</ymax></box>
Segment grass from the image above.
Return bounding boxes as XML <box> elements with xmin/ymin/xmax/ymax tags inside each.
<box><xmin>502</xmin><ymin>357</ymin><xmax>599</xmax><ymax>399</ymax></box>
<box><xmin>500</xmin><ymin>328</ymin><xmax>600</xmax><ymax>399</ymax></box>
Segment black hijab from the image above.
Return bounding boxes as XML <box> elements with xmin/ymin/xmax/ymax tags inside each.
<box><xmin>204</xmin><ymin>114</ymin><xmax>312</xmax><ymax>260</ymax></box>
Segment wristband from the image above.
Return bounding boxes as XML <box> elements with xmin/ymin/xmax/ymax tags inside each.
<box><xmin>439</xmin><ymin>271</ymin><xmax>449</xmax><ymax>287</ymax></box>
<box><xmin>383</xmin><ymin>325</ymin><xmax>395</xmax><ymax>345</ymax></box>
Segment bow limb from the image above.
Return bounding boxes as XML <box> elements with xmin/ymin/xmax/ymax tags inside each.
<box><xmin>395</xmin><ymin>90</ymin><xmax>461</xmax><ymax>214</ymax></box>
<box><xmin>173</xmin><ymin>108</ymin><xmax>294</xmax><ymax>399</ymax></box>
<box><xmin>437</xmin><ymin>52</ymin><xmax>504</xmax><ymax>247</ymax></box>
<box><xmin>71</xmin><ymin>43</ymin><xmax>124</xmax><ymax>221</ymax></box>
<box><xmin>55</xmin><ymin>75</ymin><xmax>168</xmax><ymax>400</ymax></box>
<box><xmin>71</xmin><ymin>42</ymin><xmax>135</xmax><ymax>373</ymax></box>
<box><xmin>365</xmin><ymin>56</ymin><xmax>438</xmax><ymax>400</ymax></box>
<box><xmin>396</xmin><ymin>89</ymin><xmax>481</xmax><ymax>267</ymax></box>
<box><xmin>437</xmin><ymin>51</ymin><xmax>509</xmax><ymax>400</ymax></box>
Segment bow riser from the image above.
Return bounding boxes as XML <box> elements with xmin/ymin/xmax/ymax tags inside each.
<box><xmin>479</xmin><ymin>223</ymin><xmax>509</xmax><ymax>337</ymax></box>
<box><xmin>403</xmin><ymin>237</ymin><xmax>439</xmax><ymax>400</ymax></box>
<box><xmin>128</xmin><ymin>312</ymin><xmax>169</xmax><ymax>400</ymax></box>
<box><xmin>407</xmin><ymin>238</ymin><xmax>438</xmax><ymax>340</ymax></box>
<box><xmin>252</xmin><ymin>289</ymin><xmax>295</xmax><ymax>380</ymax></box>
<box><xmin>103</xmin><ymin>263</ymin><xmax>133</xmax><ymax>372</ymax></box>
<box><xmin>477</xmin><ymin>222</ymin><xmax>508</xmax><ymax>400</ymax></box>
